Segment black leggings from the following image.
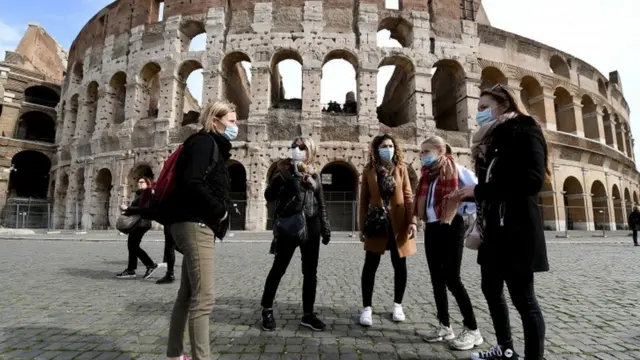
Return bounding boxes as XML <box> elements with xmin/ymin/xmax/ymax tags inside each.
<box><xmin>261</xmin><ymin>218</ymin><xmax>321</xmax><ymax>314</ymax></box>
<box><xmin>424</xmin><ymin>215</ymin><xmax>478</xmax><ymax>329</ymax></box>
<box><xmin>481</xmin><ymin>266</ymin><xmax>545</xmax><ymax>360</ymax></box>
<box><xmin>361</xmin><ymin>232</ymin><xmax>407</xmax><ymax>308</ymax></box>
<box><xmin>127</xmin><ymin>226</ymin><xmax>154</xmax><ymax>270</ymax></box>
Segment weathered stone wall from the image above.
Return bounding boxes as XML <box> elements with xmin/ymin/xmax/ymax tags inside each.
<box><xmin>52</xmin><ymin>0</ymin><xmax>638</xmax><ymax>232</ymax></box>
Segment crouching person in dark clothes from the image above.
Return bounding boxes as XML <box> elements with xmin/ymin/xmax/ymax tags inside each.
<box><xmin>260</xmin><ymin>136</ymin><xmax>331</xmax><ymax>332</ymax></box>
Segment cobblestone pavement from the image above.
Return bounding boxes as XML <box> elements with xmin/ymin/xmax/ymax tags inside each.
<box><xmin>1</xmin><ymin>239</ymin><xmax>639</xmax><ymax>360</ymax></box>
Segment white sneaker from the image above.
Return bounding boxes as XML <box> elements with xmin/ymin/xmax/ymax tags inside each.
<box><xmin>391</xmin><ymin>303</ymin><xmax>405</xmax><ymax>322</ymax></box>
<box><xmin>423</xmin><ymin>323</ymin><xmax>455</xmax><ymax>342</ymax></box>
<box><xmin>359</xmin><ymin>307</ymin><xmax>373</xmax><ymax>326</ymax></box>
<box><xmin>450</xmin><ymin>327</ymin><xmax>484</xmax><ymax>350</ymax></box>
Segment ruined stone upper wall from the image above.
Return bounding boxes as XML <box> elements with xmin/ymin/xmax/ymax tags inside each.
<box><xmin>10</xmin><ymin>24</ymin><xmax>67</xmax><ymax>83</ymax></box>
<box><xmin>477</xmin><ymin>24</ymin><xmax>630</xmax><ymax>122</ymax></box>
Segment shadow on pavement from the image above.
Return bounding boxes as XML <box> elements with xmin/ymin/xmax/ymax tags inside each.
<box><xmin>60</xmin><ymin>267</ymin><xmax>124</xmax><ymax>280</ymax></box>
<box><xmin>0</xmin><ymin>326</ymin><xmax>134</xmax><ymax>359</ymax></box>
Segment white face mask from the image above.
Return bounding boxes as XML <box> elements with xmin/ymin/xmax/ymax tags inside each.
<box><xmin>291</xmin><ymin>148</ymin><xmax>307</xmax><ymax>162</ymax></box>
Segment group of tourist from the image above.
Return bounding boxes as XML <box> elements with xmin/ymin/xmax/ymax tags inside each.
<box><xmin>116</xmin><ymin>84</ymin><xmax>550</xmax><ymax>360</ymax></box>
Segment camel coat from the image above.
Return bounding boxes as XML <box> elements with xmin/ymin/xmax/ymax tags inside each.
<box><xmin>358</xmin><ymin>164</ymin><xmax>417</xmax><ymax>258</ymax></box>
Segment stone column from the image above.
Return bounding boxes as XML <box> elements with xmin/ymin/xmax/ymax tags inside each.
<box><xmin>92</xmin><ymin>89</ymin><xmax>111</xmax><ymax>140</ymax></box>
<box><xmin>155</xmin><ymin>75</ymin><xmax>180</xmax><ymax>147</ymax></box>
<box><xmin>459</xmin><ymin>74</ymin><xmax>481</xmax><ymax>132</ymax></box>
<box><xmin>593</xmin><ymin>105</ymin><xmax>607</xmax><ymax>144</ymax></box>
<box><xmin>552</xmin><ymin>164</ymin><xmax>566</xmax><ymax>231</ymax></box>
<box><xmin>618</xmin><ymin>127</ymin><xmax>628</xmax><ymax>156</ymax></box>
<box><xmin>414</xmin><ymin>71</ymin><xmax>435</xmax><ymax>140</ymax></box>
<box><xmin>249</xmin><ymin>65</ymin><xmax>270</xmax><ymax>121</ymax></box>
<box><xmin>541</xmin><ymin>88</ymin><xmax>557</xmax><ymax>131</ymax></box>
<box><xmin>245</xmin><ymin>154</ymin><xmax>268</xmax><ymax>230</ymax></box>
<box><xmin>582</xmin><ymin>168</ymin><xmax>594</xmax><ymax>231</ymax></box>
<box><xmin>605</xmin><ymin>117</ymin><xmax>618</xmax><ymax>150</ymax></box>
<box><xmin>301</xmin><ymin>67</ymin><xmax>323</xmax><ymax>114</ymax></box>
<box><xmin>201</xmin><ymin>69</ymin><xmax>220</xmax><ymax>105</ymax></box>
<box><xmin>81</xmin><ymin>164</ymin><xmax>94</xmax><ymax>230</ymax></box>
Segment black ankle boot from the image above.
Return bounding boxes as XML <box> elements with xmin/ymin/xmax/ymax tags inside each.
<box><xmin>156</xmin><ymin>273</ymin><xmax>175</xmax><ymax>284</ymax></box>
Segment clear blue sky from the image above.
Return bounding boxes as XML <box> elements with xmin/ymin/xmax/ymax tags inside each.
<box><xmin>1</xmin><ymin>0</ymin><xmax>637</xmax><ymax>163</ymax></box>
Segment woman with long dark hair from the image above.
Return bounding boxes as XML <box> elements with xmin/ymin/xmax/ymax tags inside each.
<box><xmin>116</xmin><ymin>176</ymin><xmax>160</xmax><ymax>280</ymax></box>
<box><xmin>358</xmin><ymin>133</ymin><xmax>417</xmax><ymax>327</ymax></box>
<box><xmin>448</xmin><ymin>84</ymin><xmax>549</xmax><ymax>360</ymax></box>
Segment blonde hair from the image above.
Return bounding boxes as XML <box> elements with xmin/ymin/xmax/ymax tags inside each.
<box><xmin>292</xmin><ymin>137</ymin><xmax>317</xmax><ymax>162</ymax></box>
<box><xmin>199</xmin><ymin>100</ymin><xmax>237</xmax><ymax>133</ymax></box>
<box><xmin>422</xmin><ymin>136</ymin><xmax>452</xmax><ymax>155</ymax></box>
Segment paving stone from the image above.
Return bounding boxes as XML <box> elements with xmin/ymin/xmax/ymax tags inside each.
<box><xmin>1</xmin><ymin>240</ymin><xmax>639</xmax><ymax>360</ymax></box>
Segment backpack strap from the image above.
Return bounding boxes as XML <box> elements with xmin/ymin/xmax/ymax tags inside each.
<box><xmin>205</xmin><ymin>134</ymin><xmax>220</xmax><ymax>178</ymax></box>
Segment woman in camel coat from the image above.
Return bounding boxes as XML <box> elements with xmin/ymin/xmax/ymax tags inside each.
<box><xmin>358</xmin><ymin>133</ymin><xmax>417</xmax><ymax>327</ymax></box>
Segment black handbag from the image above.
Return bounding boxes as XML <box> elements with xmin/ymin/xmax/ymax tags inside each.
<box><xmin>363</xmin><ymin>205</ymin><xmax>389</xmax><ymax>238</ymax></box>
<box><xmin>273</xmin><ymin>193</ymin><xmax>308</xmax><ymax>243</ymax></box>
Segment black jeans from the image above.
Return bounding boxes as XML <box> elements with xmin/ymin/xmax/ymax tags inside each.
<box><xmin>163</xmin><ymin>227</ymin><xmax>177</xmax><ymax>275</ymax></box>
<box><xmin>127</xmin><ymin>226</ymin><xmax>154</xmax><ymax>270</ymax></box>
<box><xmin>424</xmin><ymin>215</ymin><xmax>478</xmax><ymax>330</ymax></box>
<box><xmin>361</xmin><ymin>230</ymin><xmax>407</xmax><ymax>308</ymax></box>
<box><xmin>261</xmin><ymin>217</ymin><xmax>321</xmax><ymax>314</ymax></box>
<box><xmin>633</xmin><ymin>229</ymin><xmax>638</xmax><ymax>245</ymax></box>
<box><xmin>481</xmin><ymin>265</ymin><xmax>545</xmax><ymax>360</ymax></box>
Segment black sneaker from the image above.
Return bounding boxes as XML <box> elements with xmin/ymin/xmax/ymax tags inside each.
<box><xmin>261</xmin><ymin>309</ymin><xmax>276</xmax><ymax>331</ymax></box>
<box><xmin>300</xmin><ymin>313</ymin><xmax>326</xmax><ymax>331</ymax></box>
<box><xmin>143</xmin><ymin>264</ymin><xmax>159</xmax><ymax>279</ymax></box>
<box><xmin>116</xmin><ymin>269</ymin><xmax>136</xmax><ymax>279</ymax></box>
<box><xmin>472</xmin><ymin>345</ymin><xmax>518</xmax><ymax>360</ymax></box>
<box><xmin>156</xmin><ymin>273</ymin><xmax>175</xmax><ymax>284</ymax></box>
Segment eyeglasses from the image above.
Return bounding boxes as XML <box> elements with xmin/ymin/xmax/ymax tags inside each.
<box><xmin>291</xmin><ymin>143</ymin><xmax>307</xmax><ymax>151</ymax></box>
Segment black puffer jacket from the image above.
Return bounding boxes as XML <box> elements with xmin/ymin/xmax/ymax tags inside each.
<box><xmin>265</xmin><ymin>162</ymin><xmax>331</xmax><ymax>239</ymax></box>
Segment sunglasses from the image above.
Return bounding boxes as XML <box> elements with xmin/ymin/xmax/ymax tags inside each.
<box><xmin>291</xmin><ymin>143</ymin><xmax>307</xmax><ymax>151</ymax></box>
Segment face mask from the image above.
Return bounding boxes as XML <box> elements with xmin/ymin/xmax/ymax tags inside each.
<box><xmin>378</xmin><ymin>148</ymin><xmax>394</xmax><ymax>162</ymax></box>
<box><xmin>475</xmin><ymin>108</ymin><xmax>495</xmax><ymax>126</ymax></box>
<box><xmin>291</xmin><ymin>147</ymin><xmax>307</xmax><ymax>162</ymax></box>
<box><xmin>223</xmin><ymin>124</ymin><xmax>238</xmax><ymax>141</ymax></box>
<box><xmin>421</xmin><ymin>153</ymin><xmax>439</xmax><ymax>167</ymax></box>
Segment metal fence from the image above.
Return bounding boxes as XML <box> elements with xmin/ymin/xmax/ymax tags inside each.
<box><xmin>1</xmin><ymin>198</ymin><xmax>53</xmax><ymax>229</ymax></box>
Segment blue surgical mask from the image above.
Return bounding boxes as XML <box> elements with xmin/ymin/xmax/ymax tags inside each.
<box><xmin>378</xmin><ymin>148</ymin><xmax>394</xmax><ymax>162</ymax></box>
<box><xmin>421</xmin><ymin>153</ymin><xmax>439</xmax><ymax>167</ymax></box>
<box><xmin>223</xmin><ymin>124</ymin><xmax>238</xmax><ymax>141</ymax></box>
<box><xmin>475</xmin><ymin>108</ymin><xmax>495</xmax><ymax>126</ymax></box>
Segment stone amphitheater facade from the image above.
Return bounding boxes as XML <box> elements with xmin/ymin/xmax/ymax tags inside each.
<box><xmin>52</xmin><ymin>0</ymin><xmax>638</xmax><ymax>232</ymax></box>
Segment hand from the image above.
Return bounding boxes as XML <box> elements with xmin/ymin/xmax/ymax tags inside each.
<box><xmin>120</xmin><ymin>204</ymin><xmax>127</xmax><ymax>211</ymax></box>
<box><xmin>445</xmin><ymin>186</ymin><xmax>475</xmax><ymax>202</ymax></box>
<box><xmin>359</xmin><ymin>232</ymin><xmax>365</xmax><ymax>243</ymax></box>
<box><xmin>408</xmin><ymin>224</ymin><xmax>417</xmax><ymax>239</ymax></box>
<box><xmin>322</xmin><ymin>235</ymin><xmax>330</xmax><ymax>245</ymax></box>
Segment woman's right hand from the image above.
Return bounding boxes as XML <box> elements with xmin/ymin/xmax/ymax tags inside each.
<box><xmin>119</xmin><ymin>204</ymin><xmax>127</xmax><ymax>211</ymax></box>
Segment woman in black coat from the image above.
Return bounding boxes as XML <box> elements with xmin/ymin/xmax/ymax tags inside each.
<box><xmin>448</xmin><ymin>84</ymin><xmax>549</xmax><ymax>360</ymax></box>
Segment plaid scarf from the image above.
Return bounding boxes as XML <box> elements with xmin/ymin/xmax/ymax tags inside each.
<box><xmin>414</xmin><ymin>155</ymin><xmax>459</xmax><ymax>224</ymax></box>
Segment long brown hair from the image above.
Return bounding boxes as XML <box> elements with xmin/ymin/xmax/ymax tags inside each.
<box><xmin>480</xmin><ymin>84</ymin><xmax>552</xmax><ymax>184</ymax></box>
<box><xmin>367</xmin><ymin>133</ymin><xmax>405</xmax><ymax>169</ymax></box>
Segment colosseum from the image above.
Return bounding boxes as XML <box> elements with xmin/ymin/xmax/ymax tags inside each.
<box><xmin>44</xmin><ymin>0</ymin><xmax>636</xmax><ymax>233</ymax></box>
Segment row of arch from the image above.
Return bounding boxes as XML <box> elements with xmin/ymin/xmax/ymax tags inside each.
<box><xmin>481</xmin><ymin>66</ymin><xmax>634</xmax><ymax>158</ymax></box>
<box><xmin>12</xmin><ymin>85</ymin><xmax>60</xmax><ymax>144</ymax></box>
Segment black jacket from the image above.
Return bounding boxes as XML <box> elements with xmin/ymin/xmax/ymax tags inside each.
<box><xmin>474</xmin><ymin>115</ymin><xmax>549</xmax><ymax>273</ymax></box>
<box><xmin>265</xmin><ymin>164</ymin><xmax>331</xmax><ymax>239</ymax></box>
<box><xmin>628</xmin><ymin>211</ymin><xmax>640</xmax><ymax>229</ymax></box>
<box><xmin>167</xmin><ymin>131</ymin><xmax>232</xmax><ymax>231</ymax></box>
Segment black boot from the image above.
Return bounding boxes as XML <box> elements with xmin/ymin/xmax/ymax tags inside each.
<box><xmin>156</xmin><ymin>272</ymin><xmax>175</xmax><ymax>284</ymax></box>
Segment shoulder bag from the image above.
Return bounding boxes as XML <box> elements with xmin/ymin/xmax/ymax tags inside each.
<box><xmin>273</xmin><ymin>191</ymin><xmax>308</xmax><ymax>244</ymax></box>
<box><xmin>464</xmin><ymin>157</ymin><xmax>497</xmax><ymax>250</ymax></box>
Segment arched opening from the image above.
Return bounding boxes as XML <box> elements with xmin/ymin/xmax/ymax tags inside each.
<box><xmin>479</xmin><ymin>67</ymin><xmax>507</xmax><ymax>90</ymax></box>
<box><xmin>128</xmin><ymin>164</ymin><xmax>154</xmax><ymax>198</ymax></box>
<box><xmin>624</xmin><ymin>188</ymin><xmax>632</xmax><ymax>220</ymax></box>
<box><xmin>24</xmin><ymin>86</ymin><xmax>60</xmax><ymax>108</ymax></box>
<box><xmin>581</xmin><ymin>95</ymin><xmax>599</xmax><ymax>140</ymax></box>
<box><xmin>321</xmin><ymin>162</ymin><xmax>358</xmax><ymax>231</ymax></box>
<box><xmin>54</xmin><ymin>173</ymin><xmax>69</xmax><ymax>229</ymax></box>
<box><xmin>553</xmin><ymin>87</ymin><xmax>576</xmax><ymax>134</ymax></box>
<box><xmin>597</xmin><ymin>78</ymin><xmax>607</xmax><ymax>98</ymax></box>
<box><xmin>270</xmin><ymin>50</ymin><xmax>303</xmax><ymax>110</ymax></box>
<box><xmin>538</xmin><ymin>182</ymin><xmax>557</xmax><ymax>230</ymax></box>
<box><xmin>590</xmin><ymin>180</ymin><xmax>609</xmax><ymax>230</ymax></box>
<box><xmin>562</xmin><ymin>176</ymin><xmax>586</xmax><ymax>230</ymax></box>
<box><xmin>93</xmin><ymin>168</ymin><xmax>113</xmax><ymax>230</ymax></box>
<box><xmin>519</xmin><ymin>76</ymin><xmax>546</xmax><ymax>124</ymax></box>
<box><xmin>85</xmin><ymin>81</ymin><xmax>99</xmax><ymax>137</ymax></box>
<box><xmin>431</xmin><ymin>60</ymin><xmax>466</xmax><ymax>131</ymax></box>
<box><xmin>612</xmin><ymin>184</ymin><xmax>623</xmax><ymax>230</ymax></box>
<box><xmin>377</xmin><ymin>56</ymin><xmax>416</xmax><ymax>127</ymax></box>
<box><xmin>139</xmin><ymin>62</ymin><xmax>162</xmax><ymax>118</ymax></box>
<box><xmin>177</xmin><ymin>60</ymin><xmax>204</xmax><ymax>126</ymax></box>
<box><xmin>265</xmin><ymin>159</ymin><xmax>285</xmax><ymax>230</ymax></box>
<box><xmin>321</xmin><ymin>50</ymin><xmax>358</xmax><ymax>115</ymax></box>
<box><xmin>228</xmin><ymin>162</ymin><xmax>247</xmax><ymax>230</ymax></box>
<box><xmin>603</xmin><ymin>108</ymin><xmax>614</xmax><ymax>146</ymax></box>
<box><xmin>73</xmin><ymin>168</ymin><xmax>86</xmax><ymax>229</ymax></box>
<box><xmin>109</xmin><ymin>72</ymin><xmax>127</xmax><ymax>124</ymax></box>
<box><xmin>15</xmin><ymin>111</ymin><xmax>56</xmax><ymax>143</ymax></box>
<box><xmin>67</xmin><ymin>94</ymin><xmax>79</xmax><ymax>139</ymax></box>
<box><xmin>549</xmin><ymin>55</ymin><xmax>570</xmax><ymax>78</ymax></box>
<box><xmin>220</xmin><ymin>52</ymin><xmax>251</xmax><ymax>120</ymax></box>
<box><xmin>180</xmin><ymin>20</ymin><xmax>207</xmax><ymax>52</ymax></box>
<box><xmin>377</xmin><ymin>17</ymin><xmax>413</xmax><ymax>48</ymax></box>
<box><xmin>614</xmin><ymin>114</ymin><xmax>624</xmax><ymax>153</ymax></box>
<box><xmin>8</xmin><ymin>150</ymin><xmax>51</xmax><ymax>199</ymax></box>
<box><xmin>71</xmin><ymin>62</ymin><xmax>84</xmax><ymax>85</ymax></box>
